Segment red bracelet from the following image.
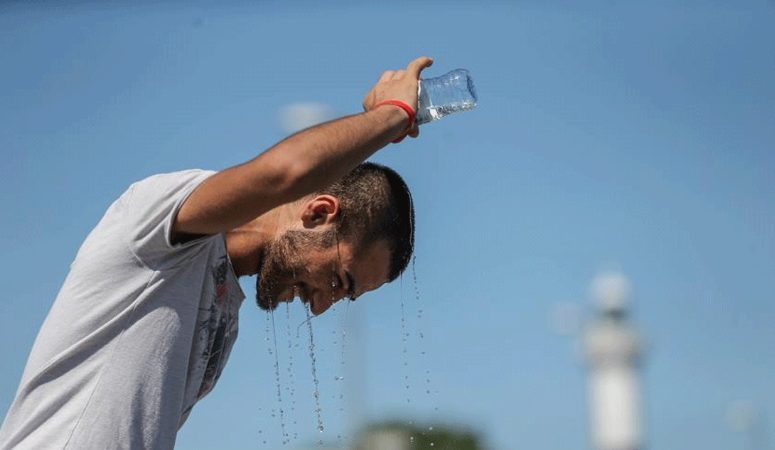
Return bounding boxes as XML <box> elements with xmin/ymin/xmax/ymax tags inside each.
<box><xmin>374</xmin><ymin>100</ymin><xmax>415</xmax><ymax>143</ymax></box>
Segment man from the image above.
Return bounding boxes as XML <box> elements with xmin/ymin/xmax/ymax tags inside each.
<box><xmin>0</xmin><ymin>56</ymin><xmax>434</xmax><ymax>450</ymax></box>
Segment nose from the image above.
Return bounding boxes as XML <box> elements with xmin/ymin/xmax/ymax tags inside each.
<box><xmin>312</xmin><ymin>289</ymin><xmax>344</xmax><ymax>316</ymax></box>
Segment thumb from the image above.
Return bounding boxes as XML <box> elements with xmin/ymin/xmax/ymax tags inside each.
<box><xmin>406</xmin><ymin>56</ymin><xmax>434</xmax><ymax>79</ymax></box>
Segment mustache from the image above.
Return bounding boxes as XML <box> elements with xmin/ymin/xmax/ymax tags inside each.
<box><xmin>255</xmin><ymin>273</ymin><xmax>310</xmax><ymax>312</ymax></box>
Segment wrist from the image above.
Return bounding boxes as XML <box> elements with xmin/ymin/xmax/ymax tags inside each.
<box><xmin>374</xmin><ymin>100</ymin><xmax>415</xmax><ymax>143</ymax></box>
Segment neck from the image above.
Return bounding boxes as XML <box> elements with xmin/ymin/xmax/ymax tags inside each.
<box><xmin>224</xmin><ymin>204</ymin><xmax>296</xmax><ymax>277</ymax></box>
<box><xmin>224</xmin><ymin>229</ymin><xmax>264</xmax><ymax>277</ymax></box>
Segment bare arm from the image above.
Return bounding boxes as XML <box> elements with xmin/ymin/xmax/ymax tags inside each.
<box><xmin>173</xmin><ymin>56</ymin><xmax>433</xmax><ymax>238</ymax></box>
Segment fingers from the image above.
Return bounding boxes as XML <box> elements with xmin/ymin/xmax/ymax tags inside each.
<box><xmin>363</xmin><ymin>56</ymin><xmax>434</xmax><ymax>133</ymax></box>
<box><xmin>378</xmin><ymin>70</ymin><xmax>395</xmax><ymax>83</ymax></box>
<box><xmin>377</xmin><ymin>57</ymin><xmax>433</xmax><ymax>83</ymax></box>
<box><xmin>407</xmin><ymin>56</ymin><xmax>434</xmax><ymax>78</ymax></box>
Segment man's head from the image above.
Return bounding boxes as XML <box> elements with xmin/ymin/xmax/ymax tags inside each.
<box><xmin>255</xmin><ymin>162</ymin><xmax>414</xmax><ymax>315</ymax></box>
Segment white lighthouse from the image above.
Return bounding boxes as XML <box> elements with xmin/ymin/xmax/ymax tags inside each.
<box><xmin>583</xmin><ymin>272</ymin><xmax>646</xmax><ymax>450</ymax></box>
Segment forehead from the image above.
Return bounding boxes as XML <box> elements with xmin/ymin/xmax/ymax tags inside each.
<box><xmin>341</xmin><ymin>239</ymin><xmax>391</xmax><ymax>294</ymax></box>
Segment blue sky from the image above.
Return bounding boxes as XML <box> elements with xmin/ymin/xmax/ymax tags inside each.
<box><xmin>1</xmin><ymin>1</ymin><xmax>773</xmax><ymax>449</ymax></box>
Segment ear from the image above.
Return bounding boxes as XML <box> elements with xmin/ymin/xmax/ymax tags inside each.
<box><xmin>300</xmin><ymin>195</ymin><xmax>340</xmax><ymax>229</ymax></box>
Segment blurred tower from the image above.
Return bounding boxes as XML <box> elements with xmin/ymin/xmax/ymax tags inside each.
<box><xmin>583</xmin><ymin>272</ymin><xmax>646</xmax><ymax>450</ymax></box>
<box><xmin>728</xmin><ymin>401</ymin><xmax>770</xmax><ymax>450</ymax></box>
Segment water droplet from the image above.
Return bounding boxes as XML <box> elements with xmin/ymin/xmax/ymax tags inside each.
<box><xmin>268</xmin><ymin>309</ymin><xmax>288</xmax><ymax>440</ymax></box>
<box><xmin>305</xmin><ymin>304</ymin><xmax>325</xmax><ymax>435</ymax></box>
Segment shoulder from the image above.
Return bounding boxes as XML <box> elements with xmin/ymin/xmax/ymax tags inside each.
<box><xmin>129</xmin><ymin>169</ymin><xmax>217</xmax><ymax>197</ymax></box>
<box><xmin>119</xmin><ymin>169</ymin><xmax>219</xmax><ymax>262</ymax></box>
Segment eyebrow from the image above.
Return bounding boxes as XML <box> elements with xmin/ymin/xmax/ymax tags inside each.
<box><xmin>345</xmin><ymin>271</ymin><xmax>356</xmax><ymax>301</ymax></box>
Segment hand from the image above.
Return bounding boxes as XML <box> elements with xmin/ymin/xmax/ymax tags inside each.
<box><xmin>362</xmin><ymin>56</ymin><xmax>434</xmax><ymax>139</ymax></box>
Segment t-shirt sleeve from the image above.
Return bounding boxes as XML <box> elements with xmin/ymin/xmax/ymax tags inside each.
<box><xmin>121</xmin><ymin>169</ymin><xmax>217</xmax><ymax>269</ymax></box>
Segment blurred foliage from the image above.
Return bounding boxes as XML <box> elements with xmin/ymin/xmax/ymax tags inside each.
<box><xmin>353</xmin><ymin>420</ymin><xmax>485</xmax><ymax>450</ymax></box>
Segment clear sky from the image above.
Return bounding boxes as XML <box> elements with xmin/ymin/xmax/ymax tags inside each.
<box><xmin>1</xmin><ymin>1</ymin><xmax>773</xmax><ymax>449</ymax></box>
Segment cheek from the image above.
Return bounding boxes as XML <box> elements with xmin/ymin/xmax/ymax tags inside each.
<box><xmin>308</xmin><ymin>270</ymin><xmax>333</xmax><ymax>294</ymax></box>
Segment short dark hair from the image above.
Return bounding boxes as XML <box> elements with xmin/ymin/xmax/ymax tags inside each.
<box><xmin>317</xmin><ymin>162</ymin><xmax>414</xmax><ymax>282</ymax></box>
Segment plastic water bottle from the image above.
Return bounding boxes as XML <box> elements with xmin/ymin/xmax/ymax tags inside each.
<box><xmin>416</xmin><ymin>69</ymin><xmax>477</xmax><ymax>125</ymax></box>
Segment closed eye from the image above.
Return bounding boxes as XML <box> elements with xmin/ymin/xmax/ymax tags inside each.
<box><xmin>334</xmin><ymin>274</ymin><xmax>344</xmax><ymax>291</ymax></box>
<box><xmin>345</xmin><ymin>271</ymin><xmax>356</xmax><ymax>301</ymax></box>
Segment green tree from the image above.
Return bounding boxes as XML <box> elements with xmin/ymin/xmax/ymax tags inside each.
<box><xmin>353</xmin><ymin>420</ymin><xmax>485</xmax><ymax>450</ymax></box>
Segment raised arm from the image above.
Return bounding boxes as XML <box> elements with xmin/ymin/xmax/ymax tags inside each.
<box><xmin>172</xmin><ymin>56</ymin><xmax>433</xmax><ymax>239</ymax></box>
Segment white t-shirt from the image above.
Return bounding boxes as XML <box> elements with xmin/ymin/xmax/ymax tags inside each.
<box><xmin>0</xmin><ymin>170</ymin><xmax>246</xmax><ymax>450</ymax></box>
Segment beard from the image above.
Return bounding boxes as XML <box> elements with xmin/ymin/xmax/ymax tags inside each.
<box><xmin>255</xmin><ymin>228</ymin><xmax>337</xmax><ymax>311</ymax></box>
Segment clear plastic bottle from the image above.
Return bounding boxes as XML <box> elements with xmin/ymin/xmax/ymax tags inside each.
<box><xmin>416</xmin><ymin>69</ymin><xmax>477</xmax><ymax>125</ymax></box>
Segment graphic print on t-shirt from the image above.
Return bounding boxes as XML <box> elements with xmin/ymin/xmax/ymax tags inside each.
<box><xmin>196</xmin><ymin>255</ymin><xmax>239</xmax><ymax>400</ymax></box>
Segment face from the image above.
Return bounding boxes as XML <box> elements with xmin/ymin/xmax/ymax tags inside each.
<box><xmin>255</xmin><ymin>229</ymin><xmax>391</xmax><ymax>316</ymax></box>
